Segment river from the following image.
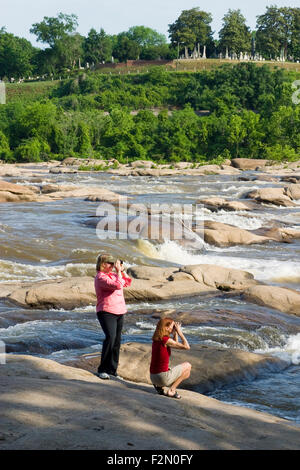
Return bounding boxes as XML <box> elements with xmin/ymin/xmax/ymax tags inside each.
<box><xmin>0</xmin><ymin>167</ymin><xmax>300</xmax><ymax>423</ymax></box>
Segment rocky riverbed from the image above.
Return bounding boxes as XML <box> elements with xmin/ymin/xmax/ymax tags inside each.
<box><xmin>0</xmin><ymin>158</ymin><xmax>300</xmax><ymax>449</ymax></box>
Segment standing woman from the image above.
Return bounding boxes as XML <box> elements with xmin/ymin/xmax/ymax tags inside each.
<box><xmin>150</xmin><ymin>317</ymin><xmax>191</xmax><ymax>399</ymax></box>
<box><xmin>95</xmin><ymin>253</ymin><xmax>131</xmax><ymax>380</ymax></box>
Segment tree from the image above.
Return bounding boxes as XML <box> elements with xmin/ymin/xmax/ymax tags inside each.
<box><xmin>112</xmin><ymin>33</ymin><xmax>141</xmax><ymax>61</ymax></box>
<box><xmin>256</xmin><ymin>6</ymin><xmax>300</xmax><ymax>60</ymax></box>
<box><xmin>30</xmin><ymin>13</ymin><xmax>81</xmax><ymax>73</ymax></box>
<box><xmin>127</xmin><ymin>26</ymin><xmax>166</xmax><ymax>47</ymax></box>
<box><xmin>218</xmin><ymin>9</ymin><xmax>251</xmax><ymax>55</ymax></box>
<box><xmin>168</xmin><ymin>8</ymin><xmax>214</xmax><ymax>55</ymax></box>
<box><xmin>0</xmin><ymin>29</ymin><xmax>35</xmax><ymax>79</ymax></box>
<box><xmin>83</xmin><ymin>28</ymin><xmax>112</xmax><ymax>64</ymax></box>
<box><xmin>30</xmin><ymin>12</ymin><xmax>78</xmax><ymax>47</ymax></box>
<box><xmin>0</xmin><ymin>130</ymin><xmax>12</xmax><ymax>161</ymax></box>
<box><xmin>55</xmin><ymin>33</ymin><xmax>84</xmax><ymax>69</ymax></box>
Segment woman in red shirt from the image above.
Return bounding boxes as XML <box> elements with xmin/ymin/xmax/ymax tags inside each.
<box><xmin>150</xmin><ymin>317</ymin><xmax>191</xmax><ymax>399</ymax></box>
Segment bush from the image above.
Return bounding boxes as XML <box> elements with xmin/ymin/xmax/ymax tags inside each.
<box><xmin>0</xmin><ymin>130</ymin><xmax>13</xmax><ymax>161</ymax></box>
<box><xmin>14</xmin><ymin>138</ymin><xmax>50</xmax><ymax>162</ymax></box>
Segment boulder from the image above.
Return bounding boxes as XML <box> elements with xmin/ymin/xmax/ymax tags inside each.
<box><xmin>3</xmin><ymin>264</ymin><xmax>258</xmax><ymax>309</ymax></box>
<box><xmin>219</xmin><ymin>164</ymin><xmax>241</xmax><ymax>174</ymax></box>
<box><xmin>231</xmin><ymin>158</ymin><xmax>268</xmax><ymax>170</ymax></box>
<box><xmin>285</xmin><ymin>183</ymin><xmax>300</xmax><ymax>200</ymax></box>
<box><xmin>129</xmin><ymin>160</ymin><xmax>154</xmax><ymax>168</ymax></box>
<box><xmin>5</xmin><ymin>277</ymin><xmax>96</xmax><ymax>310</ymax></box>
<box><xmin>0</xmin><ymin>181</ymin><xmax>38</xmax><ymax>203</ymax></box>
<box><xmin>44</xmin><ymin>186</ymin><xmax>125</xmax><ymax>203</ymax></box>
<box><xmin>245</xmin><ymin>187</ymin><xmax>296</xmax><ymax>207</ymax></box>
<box><xmin>202</xmin><ymin>221</ymin><xmax>270</xmax><ymax>247</ymax></box>
<box><xmin>242</xmin><ymin>285</ymin><xmax>300</xmax><ymax>316</ymax></box>
<box><xmin>67</xmin><ymin>342</ymin><xmax>288</xmax><ymax>393</ymax></box>
<box><xmin>180</xmin><ymin>264</ymin><xmax>257</xmax><ymax>291</ymax></box>
<box><xmin>198</xmin><ymin>197</ymin><xmax>256</xmax><ymax>212</ymax></box>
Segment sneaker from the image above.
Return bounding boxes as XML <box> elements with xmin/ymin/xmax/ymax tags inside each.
<box><xmin>111</xmin><ymin>374</ymin><xmax>124</xmax><ymax>380</ymax></box>
<box><xmin>96</xmin><ymin>372</ymin><xmax>110</xmax><ymax>380</ymax></box>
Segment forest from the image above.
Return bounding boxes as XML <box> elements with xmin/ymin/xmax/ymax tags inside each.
<box><xmin>0</xmin><ymin>63</ymin><xmax>299</xmax><ymax>163</ymax></box>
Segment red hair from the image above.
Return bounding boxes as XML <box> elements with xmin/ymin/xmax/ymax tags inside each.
<box><xmin>152</xmin><ymin>317</ymin><xmax>174</xmax><ymax>342</ymax></box>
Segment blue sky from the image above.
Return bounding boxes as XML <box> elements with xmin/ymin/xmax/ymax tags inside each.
<box><xmin>2</xmin><ymin>0</ymin><xmax>298</xmax><ymax>46</ymax></box>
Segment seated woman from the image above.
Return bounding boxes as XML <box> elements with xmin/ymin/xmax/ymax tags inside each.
<box><xmin>149</xmin><ymin>317</ymin><xmax>191</xmax><ymax>399</ymax></box>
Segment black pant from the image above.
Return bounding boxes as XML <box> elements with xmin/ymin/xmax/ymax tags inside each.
<box><xmin>97</xmin><ymin>311</ymin><xmax>124</xmax><ymax>375</ymax></box>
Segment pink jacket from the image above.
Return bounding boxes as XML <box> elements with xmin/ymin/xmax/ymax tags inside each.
<box><xmin>94</xmin><ymin>271</ymin><xmax>132</xmax><ymax>315</ymax></box>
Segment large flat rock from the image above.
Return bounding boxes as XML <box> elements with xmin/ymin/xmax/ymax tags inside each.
<box><xmin>67</xmin><ymin>342</ymin><xmax>288</xmax><ymax>394</ymax></box>
<box><xmin>1</xmin><ymin>264</ymin><xmax>258</xmax><ymax>309</ymax></box>
<box><xmin>1</xmin><ymin>354</ymin><xmax>299</xmax><ymax>450</ymax></box>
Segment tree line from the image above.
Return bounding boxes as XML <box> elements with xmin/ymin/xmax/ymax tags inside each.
<box><xmin>0</xmin><ymin>63</ymin><xmax>299</xmax><ymax>163</ymax></box>
<box><xmin>1</xmin><ymin>6</ymin><xmax>300</xmax><ymax>80</ymax></box>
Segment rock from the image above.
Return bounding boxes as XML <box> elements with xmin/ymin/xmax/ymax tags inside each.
<box><xmin>44</xmin><ymin>186</ymin><xmax>125</xmax><ymax>203</ymax></box>
<box><xmin>3</xmin><ymin>264</ymin><xmax>258</xmax><ymax>309</ymax></box>
<box><xmin>1</xmin><ymin>354</ymin><xmax>300</xmax><ymax>450</ymax></box>
<box><xmin>231</xmin><ymin>158</ymin><xmax>268</xmax><ymax>170</ymax></box>
<box><xmin>174</xmin><ymin>162</ymin><xmax>193</xmax><ymax>169</ymax></box>
<box><xmin>40</xmin><ymin>184</ymin><xmax>60</xmax><ymax>194</ymax></box>
<box><xmin>61</xmin><ymin>157</ymin><xmax>80</xmax><ymax>166</ymax></box>
<box><xmin>245</xmin><ymin>187</ymin><xmax>296</xmax><ymax>207</ymax></box>
<box><xmin>219</xmin><ymin>164</ymin><xmax>241</xmax><ymax>174</ymax></box>
<box><xmin>202</xmin><ymin>221</ymin><xmax>270</xmax><ymax>247</ymax></box>
<box><xmin>0</xmin><ymin>181</ymin><xmax>38</xmax><ymax>203</ymax></box>
<box><xmin>242</xmin><ymin>285</ymin><xmax>300</xmax><ymax>316</ymax></box>
<box><xmin>257</xmin><ymin>227</ymin><xmax>300</xmax><ymax>243</ymax></box>
<box><xmin>252</xmin><ymin>175</ymin><xmax>278</xmax><ymax>182</ymax></box>
<box><xmin>180</xmin><ymin>264</ymin><xmax>257</xmax><ymax>291</ymax></box>
<box><xmin>129</xmin><ymin>160</ymin><xmax>154</xmax><ymax>168</ymax></box>
<box><xmin>285</xmin><ymin>183</ymin><xmax>300</xmax><ymax>200</ymax></box>
<box><xmin>127</xmin><ymin>266</ymin><xmax>177</xmax><ymax>281</ymax></box>
<box><xmin>5</xmin><ymin>277</ymin><xmax>96</xmax><ymax>310</ymax></box>
<box><xmin>198</xmin><ymin>197</ymin><xmax>256</xmax><ymax>212</ymax></box>
<box><xmin>68</xmin><ymin>342</ymin><xmax>288</xmax><ymax>393</ymax></box>
<box><xmin>281</xmin><ymin>176</ymin><xmax>300</xmax><ymax>184</ymax></box>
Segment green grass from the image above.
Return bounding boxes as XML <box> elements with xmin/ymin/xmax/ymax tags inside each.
<box><xmin>6</xmin><ymin>80</ymin><xmax>59</xmax><ymax>103</ymax></box>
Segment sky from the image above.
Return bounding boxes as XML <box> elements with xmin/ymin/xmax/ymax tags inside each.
<box><xmin>1</xmin><ymin>0</ymin><xmax>299</xmax><ymax>47</ymax></box>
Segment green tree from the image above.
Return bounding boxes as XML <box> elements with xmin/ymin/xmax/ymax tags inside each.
<box><xmin>127</xmin><ymin>26</ymin><xmax>166</xmax><ymax>47</ymax></box>
<box><xmin>218</xmin><ymin>9</ymin><xmax>251</xmax><ymax>55</ymax></box>
<box><xmin>14</xmin><ymin>138</ymin><xmax>50</xmax><ymax>162</ymax></box>
<box><xmin>54</xmin><ymin>33</ymin><xmax>84</xmax><ymax>70</ymax></box>
<box><xmin>112</xmin><ymin>33</ymin><xmax>141</xmax><ymax>61</ymax></box>
<box><xmin>0</xmin><ymin>130</ymin><xmax>12</xmax><ymax>161</ymax></box>
<box><xmin>0</xmin><ymin>29</ymin><xmax>35</xmax><ymax>79</ymax></box>
<box><xmin>83</xmin><ymin>28</ymin><xmax>112</xmax><ymax>64</ymax></box>
<box><xmin>168</xmin><ymin>8</ymin><xmax>214</xmax><ymax>54</ymax></box>
<box><xmin>30</xmin><ymin>13</ymin><xmax>80</xmax><ymax>73</ymax></box>
<box><xmin>30</xmin><ymin>13</ymin><xmax>78</xmax><ymax>47</ymax></box>
<box><xmin>256</xmin><ymin>6</ymin><xmax>300</xmax><ymax>60</ymax></box>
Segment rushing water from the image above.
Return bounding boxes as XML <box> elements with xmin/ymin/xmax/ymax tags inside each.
<box><xmin>1</xmin><ymin>167</ymin><xmax>300</xmax><ymax>423</ymax></box>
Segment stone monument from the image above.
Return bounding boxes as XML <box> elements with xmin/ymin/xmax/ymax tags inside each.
<box><xmin>0</xmin><ymin>81</ymin><xmax>6</xmax><ymax>105</ymax></box>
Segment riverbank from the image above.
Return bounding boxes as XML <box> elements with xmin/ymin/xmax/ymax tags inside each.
<box><xmin>1</xmin><ymin>354</ymin><xmax>300</xmax><ymax>450</ymax></box>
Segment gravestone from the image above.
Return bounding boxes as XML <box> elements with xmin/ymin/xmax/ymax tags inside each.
<box><xmin>0</xmin><ymin>81</ymin><xmax>6</xmax><ymax>104</ymax></box>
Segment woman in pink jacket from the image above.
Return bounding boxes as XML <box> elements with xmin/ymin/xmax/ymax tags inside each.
<box><xmin>95</xmin><ymin>253</ymin><xmax>131</xmax><ymax>380</ymax></box>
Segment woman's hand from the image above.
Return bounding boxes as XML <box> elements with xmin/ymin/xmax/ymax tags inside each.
<box><xmin>174</xmin><ymin>322</ymin><xmax>182</xmax><ymax>333</ymax></box>
<box><xmin>115</xmin><ymin>259</ymin><xmax>122</xmax><ymax>273</ymax></box>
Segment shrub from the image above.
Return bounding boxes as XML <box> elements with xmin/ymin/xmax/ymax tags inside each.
<box><xmin>14</xmin><ymin>138</ymin><xmax>50</xmax><ymax>162</ymax></box>
<box><xmin>0</xmin><ymin>130</ymin><xmax>13</xmax><ymax>161</ymax></box>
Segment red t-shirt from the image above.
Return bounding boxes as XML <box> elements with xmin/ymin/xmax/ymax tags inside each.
<box><xmin>150</xmin><ymin>336</ymin><xmax>171</xmax><ymax>374</ymax></box>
